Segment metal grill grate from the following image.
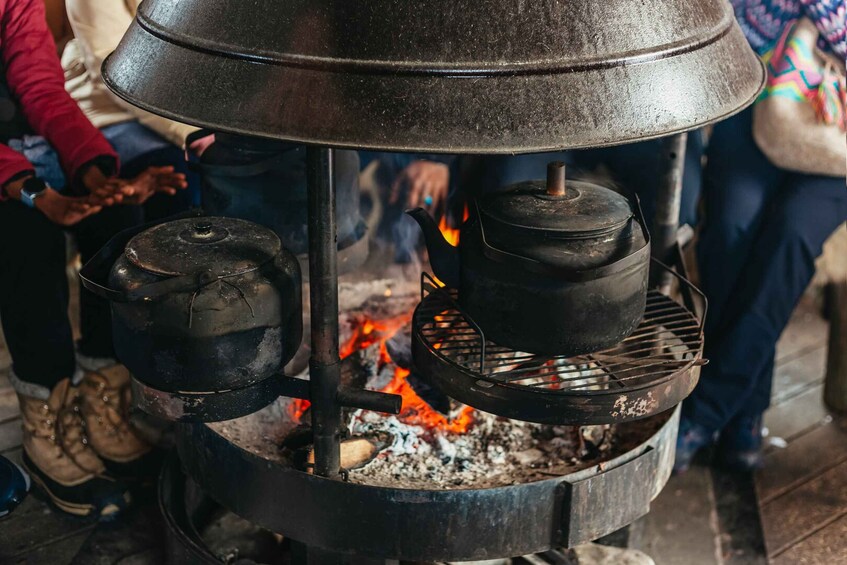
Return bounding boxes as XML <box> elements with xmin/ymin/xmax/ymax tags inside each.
<box><xmin>417</xmin><ymin>280</ymin><xmax>703</xmax><ymax>395</ymax></box>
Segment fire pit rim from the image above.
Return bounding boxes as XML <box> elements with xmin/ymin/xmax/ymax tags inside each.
<box><xmin>175</xmin><ymin>408</ymin><xmax>678</xmax><ymax>560</ymax></box>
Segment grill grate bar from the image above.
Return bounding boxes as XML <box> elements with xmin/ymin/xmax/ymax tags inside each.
<box><xmin>492</xmin><ymin>352</ymin><xmax>696</xmax><ymax>383</ymax></box>
<box><xmin>423</xmin><ymin>326</ymin><xmax>702</xmax><ymax>359</ymax></box>
<box><xmin>513</xmin><ymin>359</ymin><xmax>689</xmax><ymax>386</ymax></box>
<box><xmin>414</xmin><ymin>282</ymin><xmax>703</xmax><ymax>395</ymax></box>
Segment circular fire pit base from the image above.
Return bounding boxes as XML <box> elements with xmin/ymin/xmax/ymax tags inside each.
<box><xmin>175</xmin><ymin>407</ymin><xmax>679</xmax><ymax>562</ymax></box>
<box><xmin>160</xmin><ymin>456</ymin><xmax>285</xmax><ymax>564</ymax></box>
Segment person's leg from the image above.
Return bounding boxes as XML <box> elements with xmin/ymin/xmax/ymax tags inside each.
<box><xmin>696</xmin><ymin>108</ymin><xmax>786</xmax><ymax>339</ymax></box>
<box><xmin>71</xmin><ymin>204</ymin><xmax>158</xmax><ymax>479</ymax></box>
<box><xmin>675</xmin><ymin>109</ymin><xmax>783</xmax><ymax>472</ymax></box>
<box><xmin>694</xmin><ymin>173</ymin><xmax>847</xmax><ymax>431</ymax></box>
<box><xmin>0</xmin><ymin>201</ymin><xmax>75</xmax><ymax>394</ymax></box>
<box><xmin>679</xmin><ymin>130</ymin><xmax>705</xmax><ymax>228</ymax></box>
<box><xmin>570</xmin><ymin>131</ymin><xmax>705</xmax><ymax>228</ymax></box>
<box><xmin>72</xmin><ymin>204</ymin><xmax>142</xmax><ymax>359</ymax></box>
<box><xmin>716</xmin><ymin>356</ymin><xmax>774</xmax><ymax>470</ymax></box>
<box><xmin>0</xmin><ymin>202</ymin><xmax>131</xmax><ymax>518</ymax></box>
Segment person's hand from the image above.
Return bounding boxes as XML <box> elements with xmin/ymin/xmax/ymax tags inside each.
<box><xmin>35</xmin><ymin>188</ymin><xmax>103</xmax><ymax>226</ymax></box>
<box><xmin>104</xmin><ymin>166</ymin><xmax>188</xmax><ymax>206</ymax></box>
<box><xmin>391</xmin><ymin>160</ymin><xmax>449</xmax><ymax>213</ymax></box>
<box><xmin>188</xmin><ymin>134</ymin><xmax>215</xmax><ymax>157</ymax></box>
<box><xmin>81</xmin><ymin>165</ymin><xmax>125</xmax><ymax>206</ymax></box>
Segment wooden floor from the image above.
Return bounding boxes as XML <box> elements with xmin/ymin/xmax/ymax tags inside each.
<box><xmin>633</xmin><ymin>297</ymin><xmax>844</xmax><ymax>565</ymax></box>
<box><xmin>756</xmin><ymin>301</ymin><xmax>847</xmax><ymax>564</ymax></box>
<box><xmin>0</xmin><ymin>290</ymin><xmax>842</xmax><ymax>563</ymax></box>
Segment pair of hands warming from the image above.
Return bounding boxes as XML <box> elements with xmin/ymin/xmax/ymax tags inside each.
<box><xmin>29</xmin><ymin>165</ymin><xmax>186</xmax><ymax>226</ymax></box>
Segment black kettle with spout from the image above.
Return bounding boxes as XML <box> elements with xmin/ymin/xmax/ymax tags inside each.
<box><xmin>408</xmin><ymin>162</ymin><xmax>650</xmax><ymax>356</ymax></box>
<box><xmin>80</xmin><ymin>214</ymin><xmax>302</xmax><ymax>395</ymax></box>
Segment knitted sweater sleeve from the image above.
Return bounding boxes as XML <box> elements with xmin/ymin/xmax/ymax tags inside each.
<box><xmin>800</xmin><ymin>0</ymin><xmax>847</xmax><ymax>58</ymax></box>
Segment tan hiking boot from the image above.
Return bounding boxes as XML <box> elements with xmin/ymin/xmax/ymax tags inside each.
<box><xmin>18</xmin><ymin>379</ymin><xmax>130</xmax><ymax>518</ymax></box>
<box><xmin>79</xmin><ymin>364</ymin><xmax>156</xmax><ymax>477</ymax></box>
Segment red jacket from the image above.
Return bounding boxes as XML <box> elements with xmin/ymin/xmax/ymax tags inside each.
<box><xmin>0</xmin><ymin>0</ymin><xmax>116</xmax><ymax>196</ymax></box>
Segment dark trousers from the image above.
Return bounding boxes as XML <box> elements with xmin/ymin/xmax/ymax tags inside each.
<box><xmin>576</xmin><ymin>132</ymin><xmax>705</xmax><ymax>228</ymax></box>
<box><xmin>683</xmin><ymin>107</ymin><xmax>847</xmax><ymax>431</ymax></box>
<box><xmin>0</xmin><ymin>146</ymin><xmax>193</xmax><ymax>389</ymax></box>
<box><xmin>0</xmin><ymin>201</ymin><xmax>138</xmax><ymax>388</ymax></box>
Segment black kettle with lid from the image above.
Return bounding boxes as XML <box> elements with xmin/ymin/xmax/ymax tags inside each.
<box><xmin>408</xmin><ymin>162</ymin><xmax>650</xmax><ymax>356</ymax></box>
<box><xmin>81</xmin><ymin>214</ymin><xmax>302</xmax><ymax>394</ymax></box>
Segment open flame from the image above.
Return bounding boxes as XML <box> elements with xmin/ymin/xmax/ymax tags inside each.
<box><xmin>437</xmin><ymin>204</ymin><xmax>469</xmax><ymax>248</ymax></box>
<box><xmin>289</xmin><ymin>206</ymin><xmax>475</xmax><ymax>433</ymax></box>
<box><xmin>438</xmin><ymin>216</ymin><xmax>461</xmax><ymax>247</ymax></box>
<box><xmin>289</xmin><ymin>309</ymin><xmax>474</xmax><ymax>434</ymax></box>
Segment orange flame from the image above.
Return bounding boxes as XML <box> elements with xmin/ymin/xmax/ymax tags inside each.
<box><xmin>438</xmin><ymin>216</ymin><xmax>461</xmax><ymax>247</ymax></box>
<box><xmin>289</xmin><ymin>309</ymin><xmax>474</xmax><ymax>434</ymax></box>
<box><xmin>437</xmin><ymin>204</ymin><xmax>469</xmax><ymax>248</ymax></box>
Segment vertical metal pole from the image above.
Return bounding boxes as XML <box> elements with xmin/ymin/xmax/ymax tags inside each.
<box><xmin>651</xmin><ymin>132</ymin><xmax>688</xmax><ymax>290</ymax></box>
<box><xmin>306</xmin><ymin>146</ymin><xmax>342</xmax><ymax>479</ymax></box>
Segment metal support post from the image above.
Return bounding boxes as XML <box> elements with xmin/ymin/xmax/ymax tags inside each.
<box><xmin>306</xmin><ymin>146</ymin><xmax>342</xmax><ymax>479</ymax></box>
<box><xmin>651</xmin><ymin>132</ymin><xmax>688</xmax><ymax>291</ymax></box>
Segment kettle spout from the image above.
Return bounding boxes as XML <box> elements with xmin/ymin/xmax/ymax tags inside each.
<box><xmin>406</xmin><ymin>208</ymin><xmax>461</xmax><ymax>288</ymax></box>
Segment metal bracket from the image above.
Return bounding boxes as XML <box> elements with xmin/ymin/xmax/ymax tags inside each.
<box><xmin>558</xmin><ymin>446</ymin><xmax>660</xmax><ymax>547</ymax></box>
<box><xmin>131</xmin><ymin>371</ymin><xmax>402</xmax><ymax>423</ymax></box>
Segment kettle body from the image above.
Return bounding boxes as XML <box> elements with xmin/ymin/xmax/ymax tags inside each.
<box><xmin>88</xmin><ymin>216</ymin><xmax>302</xmax><ymax>393</ymax></box>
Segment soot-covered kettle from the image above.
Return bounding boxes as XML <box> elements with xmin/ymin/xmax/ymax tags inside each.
<box><xmin>409</xmin><ymin>162</ymin><xmax>650</xmax><ymax>356</ymax></box>
<box><xmin>81</xmin><ymin>214</ymin><xmax>302</xmax><ymax>394</ymax></box>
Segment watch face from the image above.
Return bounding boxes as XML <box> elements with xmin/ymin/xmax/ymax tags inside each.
<box><xmin>22</xmin><ymin>177</ymin><xmax>47</xmax><ymax>198</ymax></box>
<box><xmin>20</xmin><ymin>177</ymin><xmax>47</xmax><ymax>207</ymax></box>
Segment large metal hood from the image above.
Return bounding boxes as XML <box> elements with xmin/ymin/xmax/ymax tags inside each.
<box><xmin>103</xmin><ymin>0</ymin><xmax>765</xmax><ymax>153</ymax></box>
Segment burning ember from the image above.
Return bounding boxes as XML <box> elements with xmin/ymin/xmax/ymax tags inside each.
<box><xmin>284</xmin><ymin>298</ymin><xmax>616</xmax><ymax>489</ymax></box>
<box><xmin>290</xmin><ymin>205</ymin><xmax>474</xmax><ymax>433</ymax></box>
<box><xmin>212</xmin><ymin>264</ymin><xmax>653</xmax><ymax>490</ymax></box>
<box><xmin>272</xmin><ymin>208</ymin><xmax>625</xmax><ymax>489</ymax></box>
<box><xmin>288</xmin><ymin>311</ymin><xmax>474</xmax><ymax>436</ymax></box>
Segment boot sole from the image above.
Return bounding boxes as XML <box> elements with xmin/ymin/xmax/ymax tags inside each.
<box><xmin>21</xmin><ymin>456</ymin><xmax>126</xmax><ymax>519</ymax></box>
<box><xmin>22</xmin><ymin>457</ymin><xmax>95</xmax><ymax>517</ymax></box>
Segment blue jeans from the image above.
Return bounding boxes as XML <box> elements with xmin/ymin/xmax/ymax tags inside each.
<box><xmin>683</xmin><ymin>107</ymin><xmax>847</xmax><ymax>431</ymax></box>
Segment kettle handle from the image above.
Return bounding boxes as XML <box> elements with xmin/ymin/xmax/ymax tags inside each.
<box><xmin>477</xmin><ymin>194</ymin><xmax>651</xmax><ymax>283</ymax></box>
<box><xmin>79</xmin><ymin>210</ymin><xmax>217</xmax><ymax>303</ymax></box>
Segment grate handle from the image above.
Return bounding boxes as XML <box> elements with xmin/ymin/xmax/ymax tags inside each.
<box><xmin>649</xmin><ymin>255</ymin><xmax>707</xmax><ymax>335</ymax></box>
<box><xmin>420</xmin><ymin>271</ymin><xmax>487</xmax><ymax>374</ymax></box>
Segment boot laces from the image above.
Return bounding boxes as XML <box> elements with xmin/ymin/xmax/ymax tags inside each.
<box><xmin>30</xmin><ymin>387</ymin><xmax>102</xmax><ymax>475</ymax></box>
<box><xmin>84</xmin><ymin>372</ymin><xmax>141</xmax><ymax>442</ymax></box>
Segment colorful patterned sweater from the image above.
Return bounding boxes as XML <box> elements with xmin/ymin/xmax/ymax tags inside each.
<box><xmin>731</xmin><ymin>0</ymin><xmax>846</xmax><ymax>58</ymax></box>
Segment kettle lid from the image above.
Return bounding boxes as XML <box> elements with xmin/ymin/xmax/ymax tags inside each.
<box><xmin>480</xmin><ymin>179</ymin><xmax>633</xmax><ymax>238</ymax></box>
<box><xmin>125</xmin><ymin>217</ymin><xmax>281</xmax><ymax>277</ymax></box>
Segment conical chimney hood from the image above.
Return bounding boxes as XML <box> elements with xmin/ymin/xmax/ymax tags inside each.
<box><xmin>103</xmin><ymin>0</ymin><xmax>764</xmax><ymax>153</ymax></box>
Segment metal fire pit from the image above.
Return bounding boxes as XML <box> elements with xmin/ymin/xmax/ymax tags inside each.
<box><xmin>160</xmin><ymin>456</ymin><xmax>285</xmax><ymax>564</ymax></box>
<box><xmin>412</xmin><ymin>261</ymin><xmax>705</xmax><ymax>425</ymax></box>
<box><xmin>175</xmin><ymin>408</ymin><xmax>678</xmax><ymax>562</ymax></box>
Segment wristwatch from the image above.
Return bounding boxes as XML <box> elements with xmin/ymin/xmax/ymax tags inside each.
<box><xmin>20</xmin><ymin>177</ymin><xmax>48</xmax><ymax>208</ymax></box>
